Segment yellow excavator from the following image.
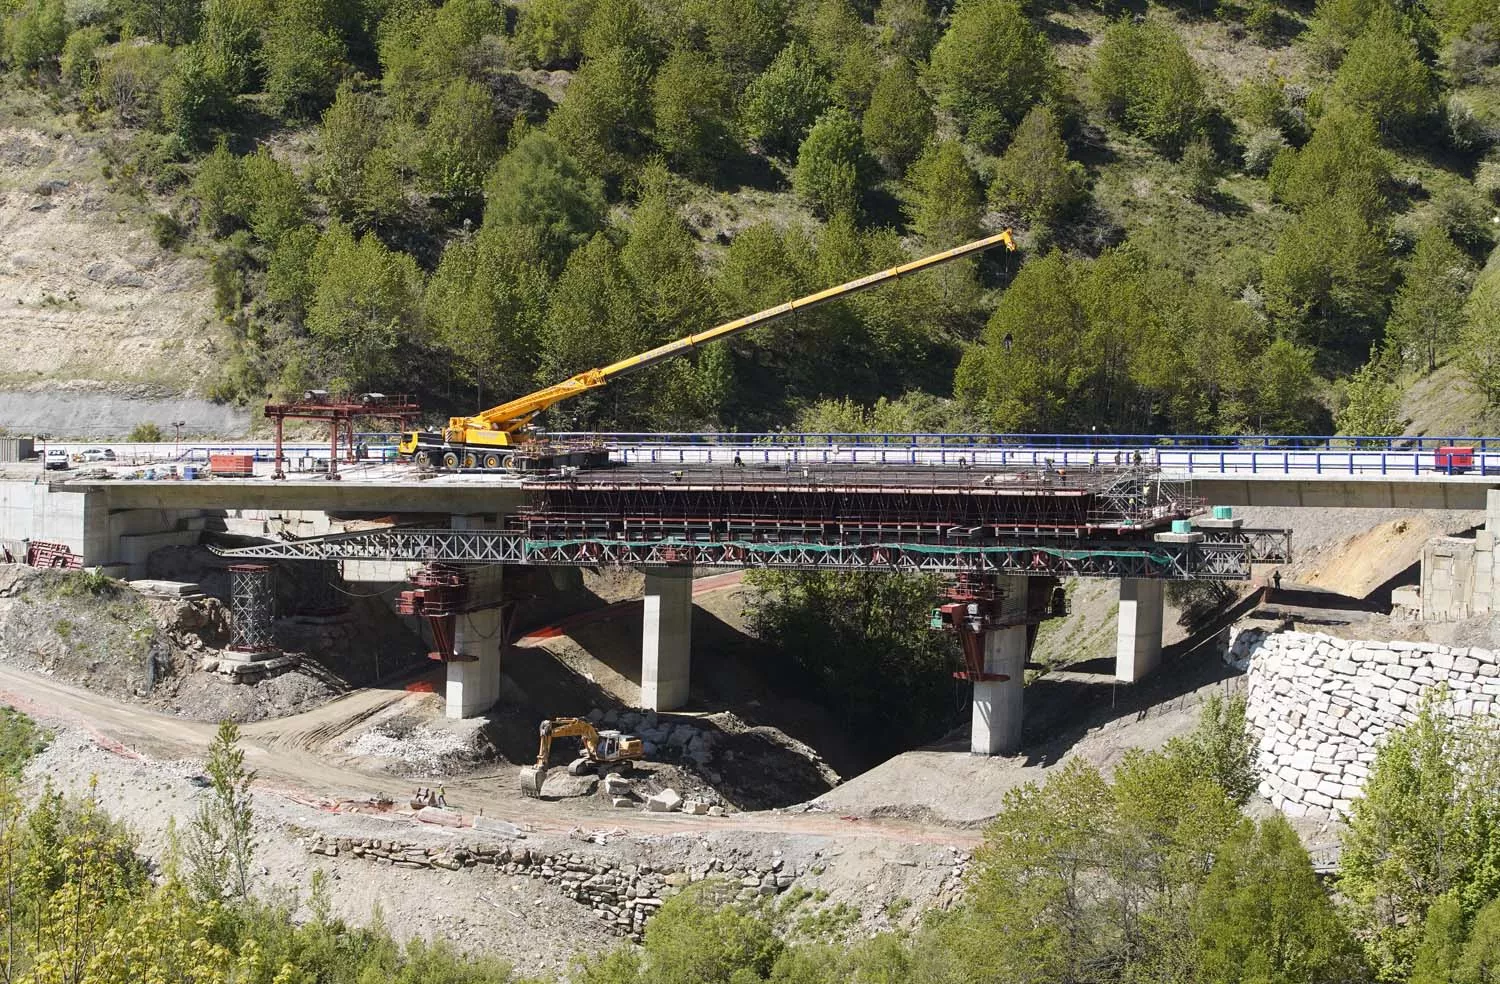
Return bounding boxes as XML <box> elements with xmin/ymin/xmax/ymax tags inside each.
<box><xmin>519</xmin><ymin>717</ymin><xmax>645</xmax><ymax>797</ymax></box>
<box><xmin>398</xmin><ymin>229</ymin><xmax>1017</xmax><ymax>471</ymax></box>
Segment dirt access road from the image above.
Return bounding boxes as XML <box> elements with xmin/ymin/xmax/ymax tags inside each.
<box><xmin>0</xmin><ymin>663</ymin><xmax>978</xmax><ymax>848</ymax></box>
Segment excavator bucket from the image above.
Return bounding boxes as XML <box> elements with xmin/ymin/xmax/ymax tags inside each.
<box><xmin>518</xmin><ymin>766</ymin><xmax>546</xmax><ymax>798</ymax></box>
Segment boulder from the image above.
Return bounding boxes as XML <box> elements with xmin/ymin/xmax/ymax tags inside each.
<box><xmin>541</xmin><ymin>773</ymin><xmax>600</xmax><ymax>799</ymax></box>
<box><xmin>647</xmin><ymin>788</ymin><xmax>683</xmax><ymax>813</ymax></box>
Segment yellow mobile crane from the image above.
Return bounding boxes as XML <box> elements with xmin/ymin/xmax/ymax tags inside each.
<box><xmin>398</xmin><ymin>229</ymin><xmax>1017</xmax><ymax>471</ymax></box>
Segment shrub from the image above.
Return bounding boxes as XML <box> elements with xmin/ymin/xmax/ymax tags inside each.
<box><xmin>127</xmin><ymin>422</ymin><xmax>165</xmax><ymax>442</ymax></box>
<box><xmin>1243</xmin><ymin>127</ymin><xmax>1288</xmax><ymax>175</ymax></box>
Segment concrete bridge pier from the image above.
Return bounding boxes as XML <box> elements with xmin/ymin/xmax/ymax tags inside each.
<box><xmin>1115</xmin><ymin>578</ymin><xmax>1165</xmax><ymax>682</ymax></box>
<box><xmin>970</xmin><ymin>574</ymin><xmax>1031</xmax><ymax>756</ymax></box>
<box><xmin>972</xmin><ymin>625</ymin><xmax>1028</xmax><ymax>755</ymax></box>
<box><xmin>447</xmin><ymin>603</ymin><xmax>505</xmax><ymax>718</ymax></box>
<box><xmin>640</xmin><ymin>566</ymin><xmax>693</xmax><ymax>711</ymax></box>
<box><xmin>445</xmin><ymin>514</ymin><xmax>505</xmax><ymax>719</ymax></box>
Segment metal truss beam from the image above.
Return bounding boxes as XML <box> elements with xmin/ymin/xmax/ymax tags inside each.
<box><xmin>211</xmin><ymin>526</ymin><xmax>1292</xmax><ymax>580</ymax></box>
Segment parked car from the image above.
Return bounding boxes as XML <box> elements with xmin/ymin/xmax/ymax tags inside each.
<box><xmin>78</xmin><ymin>448</ymin><xmax>114</xmax><ymax>462</ymax></box>
<box><xmin>43</xmin><ymin>449</ymin><xmax>68</xmax><ymax>470</ymax></box>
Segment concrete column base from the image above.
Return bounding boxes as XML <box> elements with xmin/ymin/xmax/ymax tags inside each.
<box><xmin>641</xmin><ymin>566</ymin><xmax>693</xmax><ymax>711</ymax></box>
<box><xmin>972</xmin><ymin>624</ymin><xmax>1027</xmax><ymax>755</ymax></box>
<box><xmin>1116</xmin><ymin>578</ymin><xmax>1165</xmax><ymax>683</ymax></box>
<box><xmin>446</xmin><ymin>605</ymin><xmax>503</xmax><ymax>719</ymax></box>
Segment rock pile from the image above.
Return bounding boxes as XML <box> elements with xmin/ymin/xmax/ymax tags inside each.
<box><xmin>1231</xmin><ymin>627</ymin><xmax>1500</xmax><ymax>817</ymax></box>
<box><xmin>305</xmin><ymin>834</ymin><xmax>804</xmax><ymax>940</ymax></box>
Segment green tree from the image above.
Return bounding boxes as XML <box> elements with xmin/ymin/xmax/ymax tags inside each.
<box><xmin>1261</xmin><ymin>191</ymin><xmax>1394</xmax><ymax>347</ymax></box>
<box><xmin>1246</xmin><ymin>337</ymin><xmax>1325</xmax><ymax>432</ymax></box>
<box><xmin>1181</xmin><ymin>135</ymin><xmax>1219</xmax><ymax>203</ymax></box>
<box><xmin>634</xmin><ymin>882</ymin><xmax>782</xmax><ymax>984</ymax></box>
<box><xmin>1339</xmin><ymin>691</ymin><xmax>1500</xmax><ymax>978</ymax></box>
<box><xmin>744</xmin><ymin>570</ymin><xmax>959</xmax><ymax>756</ymax></box>
<box><xmin>535</xmin><ymin>234</ymin><xmax>645</xmax><ymax>426</ymax></box>
<box><xmin>548</xmin><ymin>47</ymin><xmax>652</xmax><ymax>181</ymax></box>
<box><xmin>59</xmin><ymin>25</ymin><xmax>106</xmax><ymax>90</ymax></box>
<box><xmin>792</xmin><ymin>108</ymin><xmax>873</xmax><ymax>218</ymax></box>
<box><xmin>687</xmin><ymin>0</ymin><xmax>789</xmax><ymax>82</ymax></box>
<box><xmin>306</xmin><ymin>223</ymin><xmax>424</xmax><ymax>389</ymax></box>
<box><xmin>1091</xmin><ymin>19</ymin><xmax>1211</xmax><ymax>154</ymax></box>
<box><xmin>905</xmin><ymin>138</ymin><xmax>983</xmax><ymax>247</ymax></box>
<box><xmin>1461</xmin><ymin>260</ymin><xmax>1500</xmax><ymax>407</ymax></box>
<box><xmin>316</xmin><ymin>82</ymin><xmax>405</xmax><ymax>232</ymax></box>
<box><xmin>1335</xmin><ymin>357</ymin><xmax>1404</xmax><ymax>437</ymax></box>
<box><xmin>191</xmin><ymin>139</ymin><xmax>247</xmax><ymax>236</ymax></box>
<box><xmin>1193</xmin><ymin>816</ymin><xmax>1367</xmax><ymax>984</ymax></box>
<box><xmin>1268</xmin><ymin>107</ymin><xmax>1389</xmax><ymax>213</ymax></box>
<box><xmin>956</xmin><ymin>250</ymin><xmax>1088</xmax><ymax>431</ymax></box>
<box><xmin>928</xmin><ymin>0</ymin><xmax>1055</xmax><ymax>150</ymax></box>
<box><xmin>861</xmin><ymin>58</ymin><xmax>933</xmax><ymax>175</ymax></box>
<box><xmin>740</xmin><ymin>41</ymin><xmax>831</xmax><ymax>158</ymax></box>
<box><xmin>159</xmin><ymin>45</ymin><xmax>232</xmax><ymax>149</ymax></box>
<box><xmin>651</xmin><ymin>48</ymin><xmax>735</xmax><ymax>179</ymax></box>
<box><xmin>1387</xmin><ymin>227</ymin><xmax>1474</xmax><ymax>372</ymax></box>
<box><xmin>1411</xmin><ymin>894</ymin><xmax>1467</xmax><ymax>984</ymax></box>
<box><xmin>241</xmin><ymin>147</ymin><xmax>307</xmax><ymax>246</ymax></box>
<box><xmin>513</xmin><ymin>0</ymin><xmax>596</xmax><ymax>65</ymax></box>
<box><xmin>120</xmin><ymin>0</ymin><xmax>202</xmax><ymax>45</ymax></box>
<box><xmin>197</xmin><ymin>0</ymin><xmax>267</xmax><ymax>93</ymax></box>
<box><xmin>425</xmin><ymin>225</ymin><xmax>550</xmax><ymax>407</ymax></box>
<box><xmin>482</xmin><ymin>130</ymin><xmax>606</xmax><ymax>268</ymax></box>
<box><xmin>6</xmin><ymin>0</ymin><xmax>66</xmax><ymax>73</ymax></box>
<box><xmin>417</xmin><ymin>78</ymin><xmax>502</xmax><ymax>212</ymax></box>
<box><xmin>990</xmin><ymin>103</ymin><xmax>1086</xmax><ymax>225</ymax></box>
<box><xmin>876</xmin><ymin>0</ymin><xmax>938</xmax><ymax>60</ymax></box>
<box><xmin>1331</xmin><ymin>19</ymin><xmax>1436</xmax><ymax>141</ymax></box>
<box><xmin>1461</xmin><ymin>898</ymin><xmax>1500</xmax><ymax>984</ymax></box>
<box><xmin>187</xmin><ymin>721</ymin><xmax>256</xmax><ymax>902</ymax></box>
<box><xmin>262</xmin><ymin>2</ymin><xmax>346</xmax><ymax>118</ymax></box>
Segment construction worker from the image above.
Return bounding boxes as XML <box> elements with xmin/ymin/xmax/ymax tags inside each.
<box><xmin>733</xmin><ymin>453</ymin><xmax>744</xmax><ymax>468</ymax></box>
<box><xmin>1271</xmin><ymin>570</ymin><xmax>1282</xmax><ymax>593</ymax></box>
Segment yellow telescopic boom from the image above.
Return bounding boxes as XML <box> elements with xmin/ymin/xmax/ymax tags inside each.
<box><xmin>400</xmin><ymin>229</ymin><xmax>1016</xmax><ymax>465</ymax></box>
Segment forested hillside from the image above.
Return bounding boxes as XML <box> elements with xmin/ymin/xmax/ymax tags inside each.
<box><xmin>2</xmin><ymin>0</ymin><xmax>1497</xmax><ymax>434</ymax></box>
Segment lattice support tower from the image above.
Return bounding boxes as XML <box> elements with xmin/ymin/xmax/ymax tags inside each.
<box><xmin>228</xmin><ymin>564</ymin><xmax>276</xmax><ymax>654</ymax></box>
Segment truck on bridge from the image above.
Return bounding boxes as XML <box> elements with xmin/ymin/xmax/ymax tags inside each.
<box><xmin>396</xmin><ymin>230</ymin><xmax>1017</xmax><ymax>472</ymax></box>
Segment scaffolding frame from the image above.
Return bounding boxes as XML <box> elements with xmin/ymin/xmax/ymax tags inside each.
<box><xmin>228</xmin><ymin>563</ymin><xmax>276</xmax><ymax>654</ymax></box>
<box><xmin>264</xmin><ymin>393</ymin><xmax>421</xmax><ymax>480</ymax></box>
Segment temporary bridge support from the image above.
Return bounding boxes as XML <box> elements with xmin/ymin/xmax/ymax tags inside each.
<box><xmin>641</xmin><ymin>565</ymin><xmax>693</xmax><ymax>711</ymax></box>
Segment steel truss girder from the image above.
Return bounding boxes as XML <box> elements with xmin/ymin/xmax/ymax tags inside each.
<box><xmin>210</xmin><ymin>528</ymin><xmax>1289</xmax><ymax>580</ymax></box>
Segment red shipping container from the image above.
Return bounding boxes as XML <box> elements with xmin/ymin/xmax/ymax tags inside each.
<box><xmin>209</xmin><ymin>454</ymin><xmax>254</xmax><ymax>477</ymax></box>
<box><xmin>1436</xmin><ymin>446</ymin><xmax>1474</xmax><ymax>473</ymax></box>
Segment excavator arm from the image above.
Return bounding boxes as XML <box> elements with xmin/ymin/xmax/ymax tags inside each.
<box><xmin>405</xmin><ymin>229</ymin><xmax>1016</xmax><ymax>463</ymax></box>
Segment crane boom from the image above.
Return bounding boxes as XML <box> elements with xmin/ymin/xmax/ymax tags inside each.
<box><xmin>398</xmin><ymin>229</ymin><xmax>1015</xmax><ymax>469</ymax></box>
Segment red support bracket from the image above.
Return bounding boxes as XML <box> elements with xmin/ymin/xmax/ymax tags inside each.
<box><xmin>395</xmin><ymin>563</ymin><xmax>477</xmax><ymax>662</ymax></box>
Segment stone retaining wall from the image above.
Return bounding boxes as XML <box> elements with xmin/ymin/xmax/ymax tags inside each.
<box><xmin>305</xmin><ymin>834</ymin><xmax>816</xmax><ymax>941</ymax></box>
<box><xmin>1230</xmin><ymin>627</ymin><xmax>1500</xmax><ymax>817</ymax></box>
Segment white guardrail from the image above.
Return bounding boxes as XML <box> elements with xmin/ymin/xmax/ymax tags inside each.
<box><xmin>24</xmin><ymin>440</ymin><xmax>1500</xmax><ymax>478</ymax></box>
<box><xmin>607</xmin><ymin>444</ymin><xmax>1499</xmax><ymax>478</ymax></box>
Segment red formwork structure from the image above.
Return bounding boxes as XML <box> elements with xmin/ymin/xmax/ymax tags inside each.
<box><xmin>929</xmin><ymin>573</ymin><xmax>1069</xmax><ymax>681</ymax></box>
<box><xmin>394</xmin><ymin>563</ymin><xmax>475</xmax><ymax>662</ymax></box>
<box><xmin>264</xmin><ymin>392</ymin><xmax>422</xmax><ymax>480</ymax></box>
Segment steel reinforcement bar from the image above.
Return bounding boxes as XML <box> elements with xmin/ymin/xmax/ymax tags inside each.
<box><xmin>210</xmin><ymin>527</ymin><xmax>1291</xmax><ymax>579</ymax></box>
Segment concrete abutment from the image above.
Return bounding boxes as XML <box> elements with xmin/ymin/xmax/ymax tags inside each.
<box><xmin>444</xmin><ymin>514</ymin><xmax>505</xmax><ymax>720</ymax></box>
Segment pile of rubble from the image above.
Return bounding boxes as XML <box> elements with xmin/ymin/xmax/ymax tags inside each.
<box><xmin>305</xmin><ymin>834</ymin><xmax>802</xmax><ymax>940</ymax></box>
